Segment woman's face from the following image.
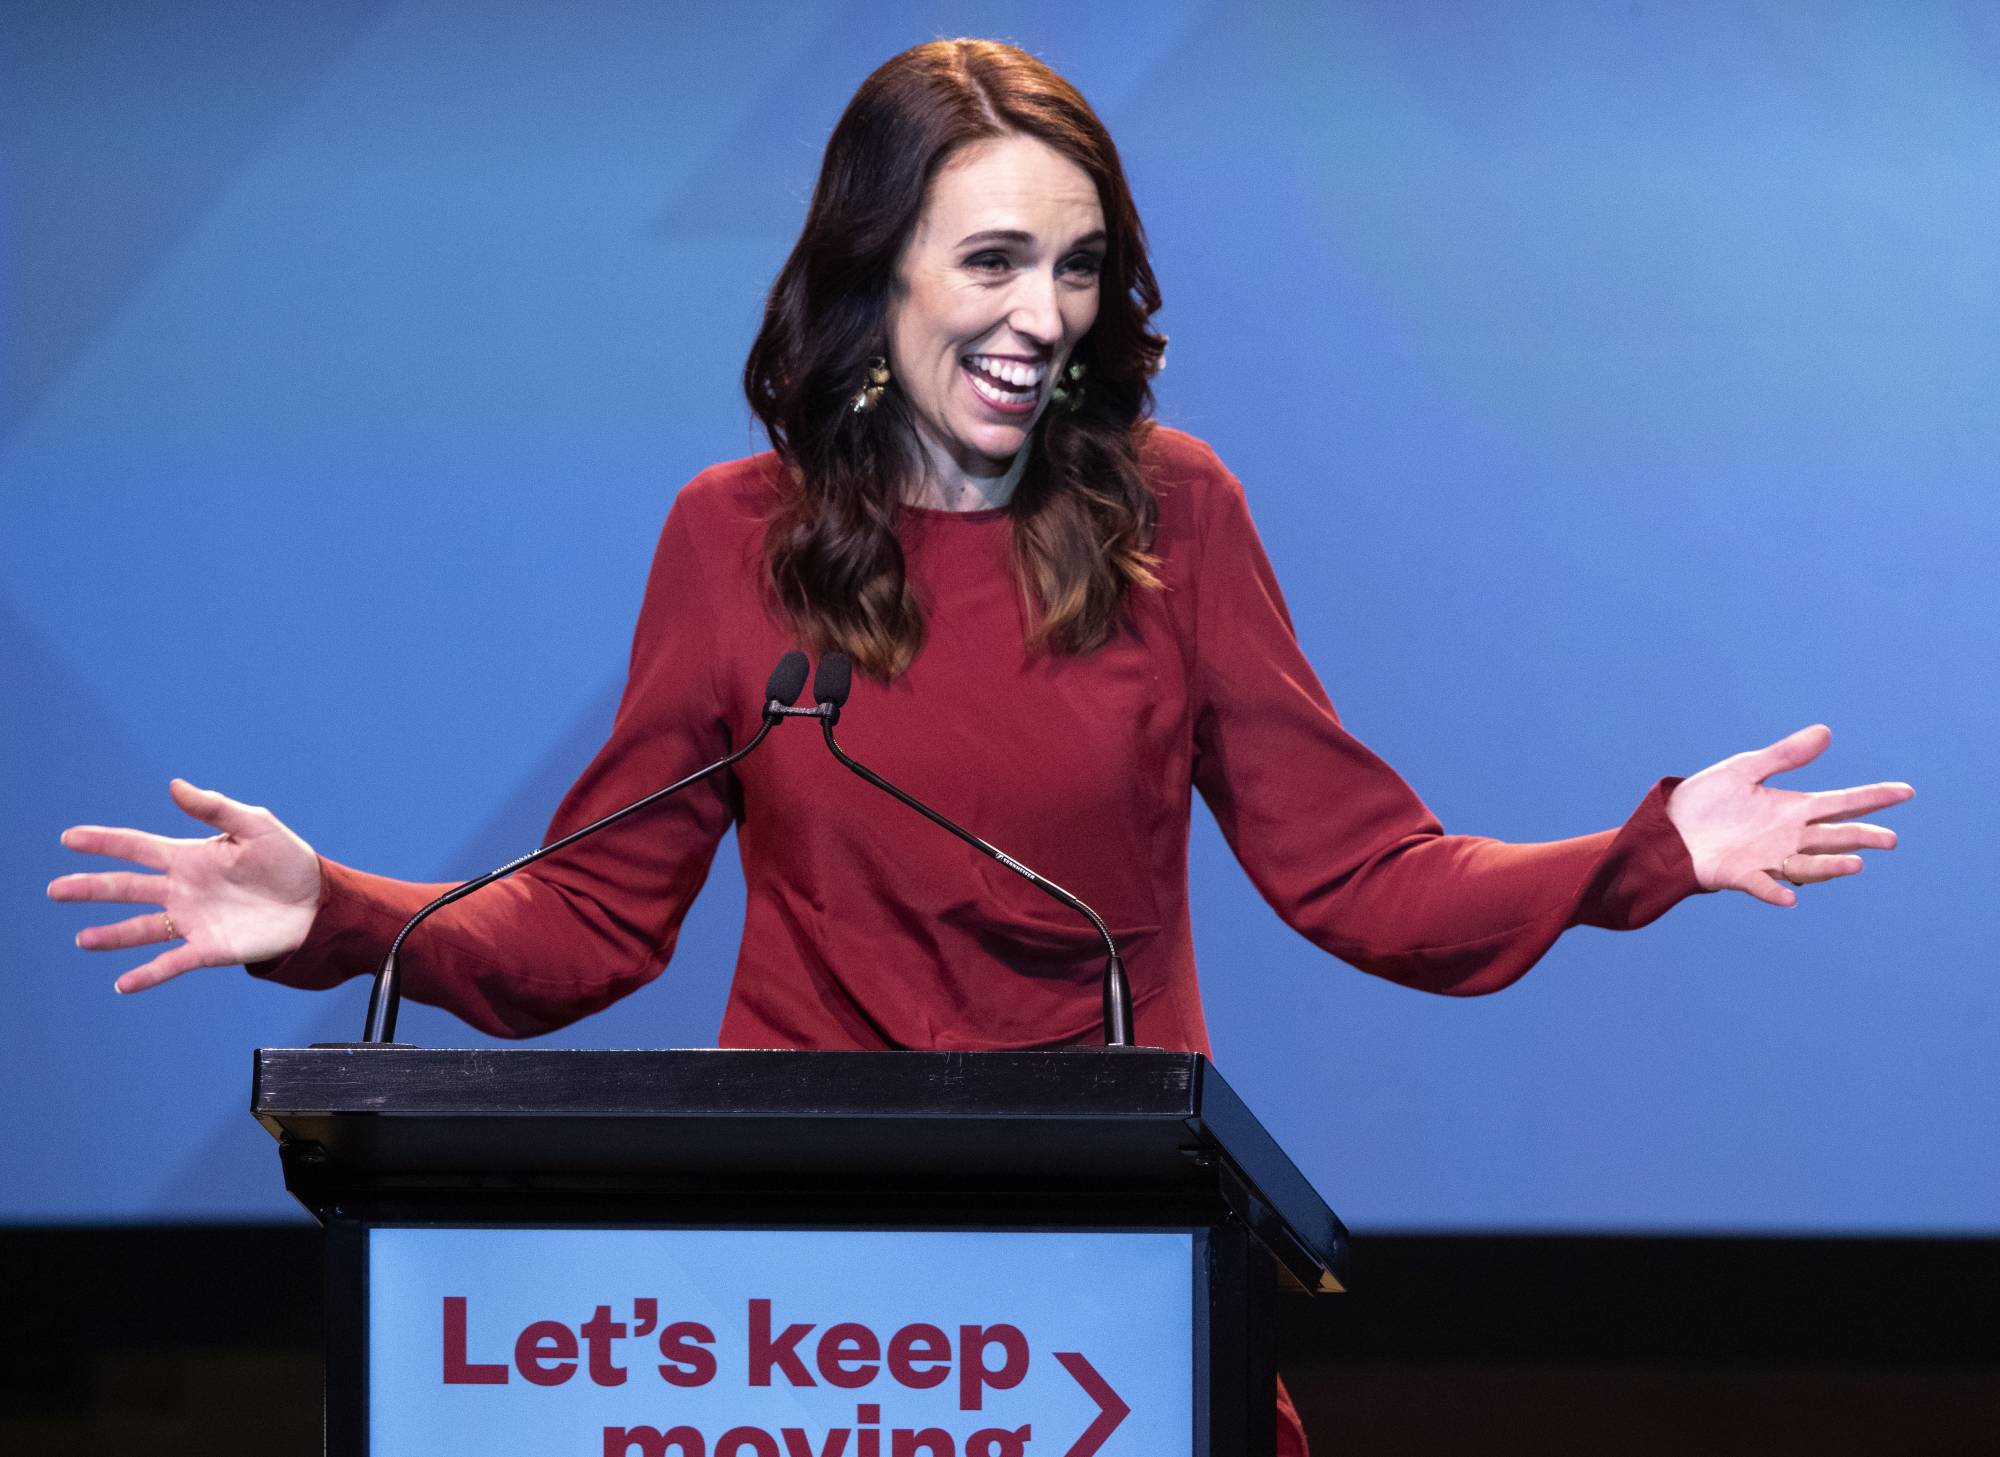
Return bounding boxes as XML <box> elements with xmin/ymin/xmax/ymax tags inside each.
<box><xmin>885</xmin><ymin>133</ymin><xmax>1107</xmax><ymax>483</ymax></box>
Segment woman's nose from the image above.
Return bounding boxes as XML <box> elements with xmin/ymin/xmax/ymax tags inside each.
<box><xmin>1007</xmin><ymin>271</ymin><xmax>1064</xmax><ymax>344</ymax></box>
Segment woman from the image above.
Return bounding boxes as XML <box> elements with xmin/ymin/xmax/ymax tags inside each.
<box><xmin>48</xmin><ymin>38</ymin><xmax>1910</xmax><ymax>1452</ymax></box>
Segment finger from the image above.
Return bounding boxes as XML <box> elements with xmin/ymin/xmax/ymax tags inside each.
<box><xmin>1799</xmin><ymin>821</ymin><xmax>1898</xmax><ymax>854</ymax></box>
<box><xmin>75</xmin><ymin>910</ymin><xmax>179</xmax><ymax>952</ymax></box>
<box><xmin>1787</xmin><ymin>853</ymin><xmax>1864</xmax><ymax>884</ymax></box>
<box><xmin>1743</xmin><ymin>869</ymin><xmax>1798</xmax><ymax>908</ymax></box>
<box><xmin>58</xmin><ymin>824</ymin><xmax>175</xmax><ymax>869</ymax></box>
<box><xmin>115</xmin><ymin>944</ymin><xmax>209</xmax><ymax>994</ymax></box>
<box><xmin>169</xmin><ymin>778</ymin><xmax>265</xmax><ymax>837</ymax></box>
<box><xmin>1742</xmin><ymin>724</ymin><xmax>1832</xmax><ymax>782</ymax></box>
<box><xmin>48</xmin><ymin>870</ymin><xmax>169</xmax><ymax>905</ymax></box>
<box><xmin>1806</xmin><ymin>782</ymin><xmax>1916</xmax><ymax>822</ymax></box>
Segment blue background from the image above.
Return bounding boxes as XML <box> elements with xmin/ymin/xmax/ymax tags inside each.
<box><xmin>5</xmin><ymin>1</ymin><xmax>1991</xmax><ymax>1230</ymax></box>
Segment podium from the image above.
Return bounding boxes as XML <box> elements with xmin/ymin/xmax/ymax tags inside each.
<box><xmin>254</xmin><ymin>1047</ymin><xmax>1347</xmax><ymax>1456</ymax></box>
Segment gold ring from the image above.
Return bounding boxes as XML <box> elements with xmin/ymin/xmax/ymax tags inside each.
<box><xmin>162</xmin><ymin>911</ymin><xmax>179</xmax><ymax>941</ymax></box>
<box><xmin>1779</xmin><ymin>855</ymin><xmax>1800</xmax><ymax>887</ymax></box>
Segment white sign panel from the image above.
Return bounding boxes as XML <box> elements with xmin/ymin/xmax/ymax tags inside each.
<box><xmin>368</xmin><ymin>1227</ymin><xmax>1194</xmax><ymax>1456</ymax></box>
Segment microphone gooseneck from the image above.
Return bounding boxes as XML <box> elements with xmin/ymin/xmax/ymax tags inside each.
<box><xmin>809</xmin><ymin>651</ymin><xmax>1137</xmax><ymax>1048</ymax></box>
<box><xmin>358</xmin><ymin>651</ymin><xmax>810</xmax><ymax>1044</ymax></box>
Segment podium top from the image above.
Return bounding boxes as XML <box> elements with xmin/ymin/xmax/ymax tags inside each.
<box><xmin>253</xmin><ymin>1046</ymin><xmax>1346</xmax><ymax>1292</ymax></box>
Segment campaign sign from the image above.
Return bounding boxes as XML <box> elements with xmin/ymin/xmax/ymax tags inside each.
<box><xmin>367</xmin><ymin>1227</ymin><xmax>1193</xmax><ymax>1456</ymax></box>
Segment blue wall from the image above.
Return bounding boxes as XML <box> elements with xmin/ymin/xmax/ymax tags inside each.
<box><xmin>5</xmin><ymin>1</ymin><xmax>1991</xmax><ymax>1230</ymax></box>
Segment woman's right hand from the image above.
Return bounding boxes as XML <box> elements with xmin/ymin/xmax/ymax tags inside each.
<box><xmin>48</xmin><ymin>779</ymin><xmax>322</xmax><ymax>993</ymax></box>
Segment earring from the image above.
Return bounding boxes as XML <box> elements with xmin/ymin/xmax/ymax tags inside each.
<box><xmin>1049</xmin><ymin>360</ymin><xmax>1086</xmax><ymax>412</ymax></box>
<box><xmin>849</xmin><ymin>355</ymin><xmax>891</xmax><ymax>414</ymax></box>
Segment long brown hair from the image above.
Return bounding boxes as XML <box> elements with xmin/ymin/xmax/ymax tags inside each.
<box><xmin>742</xmin><ymin>38</ymin><xmax>1168</xmax><ymax>678</ymax></box>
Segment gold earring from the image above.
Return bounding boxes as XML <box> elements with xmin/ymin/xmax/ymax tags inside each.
<box><xmin>1049</xmin><ymin>360</ymin><xmax>1086</xmax><ymax>412</ymax></box>
<box><xmin>849</xmin><ymin>355</ymin><xmax>891</xmax><ymax>414</ymax></box>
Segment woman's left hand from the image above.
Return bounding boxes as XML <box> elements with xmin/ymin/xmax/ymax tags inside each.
<box><xmin>1666</xmin><ymin>724</ymin><xmax>1913</xmax><ymax>907</ymax></box>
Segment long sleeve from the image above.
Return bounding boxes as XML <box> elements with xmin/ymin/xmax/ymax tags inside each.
<box><xmin>247</xmin><ymin>491</ymin><xmax>739</xmax><ymax>1035</ymax></box>
<box><xmin>1184</xmin><ymin>449</ymin><xmax>1706</xmax><ymax>997</ymax></box>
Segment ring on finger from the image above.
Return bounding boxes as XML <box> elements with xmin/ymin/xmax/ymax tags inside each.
<box><xmin>162</xmin><ymin>911</ymin><xmax>179</xmax><ymax>941</ymax></box>
<box><xmin>1778</xmin><ymin>854</ymin><xmax>1802</xmax><ymax>887</ymax></box>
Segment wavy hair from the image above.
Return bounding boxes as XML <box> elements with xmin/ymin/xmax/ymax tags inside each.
<box><xmin>742</xmin><ymin>38</ymin><xmax>1167</xmax><ymax>678</ymax></box>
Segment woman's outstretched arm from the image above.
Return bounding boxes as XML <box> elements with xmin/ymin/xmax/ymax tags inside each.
<box><xmin>49</xmin><ymin>487</ymin><xmax>743</xmax><ymax>1035</ymax></box>
<box><xmin>1180</xmin><ymin>441</ymin><xmax>1911</xmax><ymax>995</ymax></box>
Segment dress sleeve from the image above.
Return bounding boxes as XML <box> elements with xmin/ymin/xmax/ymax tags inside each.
<box><xmin>246</xmin><ymin>492</ymin><xmax>738</xmax><ymax>1035</ymax></box>
<box><xmin>1185</xmin><ymin>456</ymin><xmax>1707</xmax><ymax>997</ymax></box>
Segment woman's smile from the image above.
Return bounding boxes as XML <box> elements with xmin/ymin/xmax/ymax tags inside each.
<box><xmin>961</xmin><ymin>353</ymin><xmax>1048</xmax><ymax>414</ymax></box>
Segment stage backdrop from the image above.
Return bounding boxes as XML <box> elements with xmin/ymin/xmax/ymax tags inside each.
<box><xmin>4</xmin><ymin>0</ymin><xmax>1990</xmax><ymax>1231</ymax></box>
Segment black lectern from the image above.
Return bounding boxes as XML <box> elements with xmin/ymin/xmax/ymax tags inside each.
<box><xmin>254</xmin><ymin>1048</ymin><xmax>1346</xmax><ymax>1456</ymax></box>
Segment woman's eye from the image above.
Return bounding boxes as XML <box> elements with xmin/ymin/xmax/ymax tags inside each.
<box><xmin>961</xmin><ymin>250</ymin><xmax>1099</xmax><ymax>280</ymax></box>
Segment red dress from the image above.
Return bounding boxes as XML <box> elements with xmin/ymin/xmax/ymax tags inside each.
<box><xmin>252</xmin><ymin>426</ymin><xmax>1705</xmax><ymax>1452</ymax></box>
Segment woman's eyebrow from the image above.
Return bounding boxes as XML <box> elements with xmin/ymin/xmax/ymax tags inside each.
<box><xmin>956</xmin><ymin>227</ymin><xmax>1108</xmax><ymax>248</ymax></box>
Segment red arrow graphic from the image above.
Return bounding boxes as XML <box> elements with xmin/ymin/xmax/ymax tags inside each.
<box><xmin>1054</xmin><ymin>1350</ymin><xmax>1129</xmax><ymax>1457</ymax></box>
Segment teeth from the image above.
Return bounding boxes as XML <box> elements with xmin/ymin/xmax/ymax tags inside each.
<box><xmin>967</xmin><ymin>369</ymin><xmax>1030</xmax><ymax>408</ymax></box>
<box><xmin>965</xmin><ymin>355</ymin><xmax>1047</xmax><ymax>390</ymax></box>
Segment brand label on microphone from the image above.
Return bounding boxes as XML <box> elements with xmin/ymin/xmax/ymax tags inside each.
<box><xmin>369</xmin><ymin>1227</ymin><xmax>1192</xmax><ymax>1455</ymax></box>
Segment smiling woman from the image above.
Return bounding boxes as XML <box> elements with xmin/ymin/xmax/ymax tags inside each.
<box><xmin>744</xmin><ymin>39</ymin><xmax>1167</xmax><ymax>679</ymax></box>
<box><xmin>46</xmin><ymin>35</ymin><xmax>1915</xmax><ymax>1457</ymax></box>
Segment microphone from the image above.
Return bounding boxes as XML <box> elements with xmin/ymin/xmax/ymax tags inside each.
<box><xmin>808</xmin><ymin>652</ymin><xmax>1138</xmax><ymax>1048</ymax></box>
<box><xmin>353</xmin><ymin>651</ymin><xmax>811</xmax><ymax>1044</ymax></box>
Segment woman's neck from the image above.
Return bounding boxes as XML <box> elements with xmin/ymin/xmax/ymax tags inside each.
<box><xmin>902</xmin><ymin>428</ymin><xmax>1030</xmax><ymax>512</ymax></box>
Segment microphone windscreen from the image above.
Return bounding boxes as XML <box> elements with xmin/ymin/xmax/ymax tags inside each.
<box><xmin>766</xmin><ymin>650</ymin><xmax>809</xmax><ymax>706</ymax></box>
<box><xmin>813</xmin><ymin>651</ymin><xmax>854</xmax><ymax>707</ymax></box>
